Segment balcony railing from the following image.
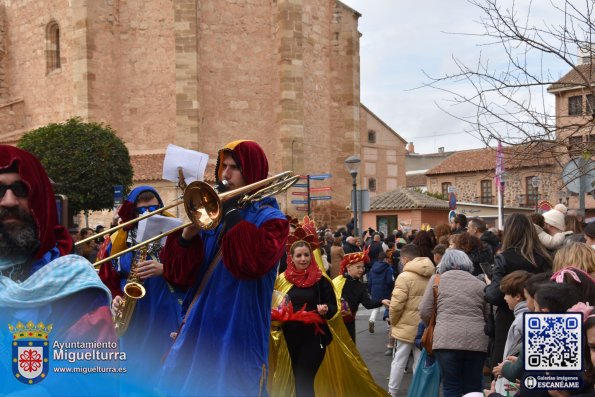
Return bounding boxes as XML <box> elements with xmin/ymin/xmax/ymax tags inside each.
<box><xmin>516</xmin><ymin>194</ymin><xmax>540</xmax><ymax>208</ymax></box>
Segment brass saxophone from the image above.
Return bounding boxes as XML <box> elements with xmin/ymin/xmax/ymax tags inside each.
<box><xmin>113</xmin><ymin>245</ymin><xmax>147</xmax><ymax>337</ymax></box>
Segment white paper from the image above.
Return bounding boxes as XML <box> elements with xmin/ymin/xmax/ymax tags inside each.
<box><xmin>137</xmin><ymin>215</ymin><xmax>184</xmax><ymax>246</ymax></box>
<box><xmin>162</xmin><ymin>144</ymin><xmax>209</xmax><ymax>185</ymax></box>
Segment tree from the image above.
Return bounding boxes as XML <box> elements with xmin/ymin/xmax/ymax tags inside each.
<box><xmin>428</xmin><ymin>0</ymin><xmax>595</xmax><ymax>172</ymax></box>
<box><xmin>18</xmin><ymin>118</ymin><xmax>133</xmax><ymax>217</ymax></box>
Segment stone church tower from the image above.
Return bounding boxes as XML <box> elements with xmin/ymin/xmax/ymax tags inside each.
<box><xmin>0</xmin><ymin>0</ymin><xmax>366</xmax><ymax>227</ymax></box>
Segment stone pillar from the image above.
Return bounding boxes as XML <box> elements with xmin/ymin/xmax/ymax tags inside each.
<box><xmin>174</xmin><ymin>0</ymin><xmax>200</xmax><ymax>150</ymax></box>
<box><xmin>330</xmin><ymin>2</ymin><xmax>361</xmax><ymax>225</ymax></box>
<box><xmin>276</xmin><ymin>0</ymin><xmax>305</xmax><ymax>174</ymax></box>
<box><xmin>71</xmin><ymin>0</ymin><xmax>90</xmax><ymax>120</ymax></box>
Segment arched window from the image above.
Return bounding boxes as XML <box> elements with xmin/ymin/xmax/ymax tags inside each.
<box><xmin>367</xmin><ymin>129</ymin><xmax>376</xmax><ymax>144</ymax></box>
<box><xmin>368</xmin><ymin>177</ymin><xmax>376</xmax><ymax>192</ymax></box>
<box><xmin>46</xmin><ymin>21</ymin><xmax>61</xmax><ymax>73</ymax></box>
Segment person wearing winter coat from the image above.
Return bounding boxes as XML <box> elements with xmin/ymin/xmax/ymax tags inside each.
<box><xmin>468</xmin><ymin>217</ymin><xmax>500</xmax><ymax>254</ymax></box>
<box><xmin>387</xmin><ymin>244</ymin><xmax>435</xmax><ymax>396</ymax></box>
<box><xmin>367</xmin><ymin>251</ymin><xmax>394</xmax><ymax>333</ymax></box>
<box><xmin>484</xmin><ymin>214</ymin><xmax>551</xmax><ymax>370</ymax></box>
<box><xmin>419</xmin><ymin>248</ymin><xmax>489</xmax><ymax>397</ymax></box>
<box><xmin>537</xmin><ymin>204</ymin><xmax>573</xmax><ymax>250</ymax></box>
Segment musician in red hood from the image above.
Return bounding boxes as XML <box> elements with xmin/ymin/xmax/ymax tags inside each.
<box><xmin>159</xmin><ymin>140</ymin><xmax>289</xmax><ymax>397</ymax></box>
<box><xmin>0</xmin><ymin>145</ymin><xmax>116</xmax><ymax>395</ymax></box>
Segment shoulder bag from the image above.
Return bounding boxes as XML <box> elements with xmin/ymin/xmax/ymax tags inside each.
<box><xmin>421</xmin><ymin>274</ymin><xmax>440</xmax><ymax>356</ymax></box>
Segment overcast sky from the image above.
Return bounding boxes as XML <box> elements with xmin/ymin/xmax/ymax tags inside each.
<box><xmin>340</xmin><ymin>0</ymin><xmax>570</xmax><ymax>154</ymax></box>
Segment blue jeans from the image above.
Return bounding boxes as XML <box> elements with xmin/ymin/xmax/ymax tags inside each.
<box><xmin>434</xmin><ymin>349</ymin><xmax>486</xmax><ymax>397</ymax></box>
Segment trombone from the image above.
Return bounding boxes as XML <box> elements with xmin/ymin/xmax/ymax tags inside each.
<box><xmin>75</xmin><ymin>171</ymin><xmax>300</xmax><ymax>267</ymax></box>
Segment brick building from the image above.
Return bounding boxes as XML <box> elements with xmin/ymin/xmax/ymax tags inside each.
<box><xmin>425</xmin><ymin>143</ymin><xmax>558</xmax><ymax>211</ymax></box>
<box><xmin>361</xmin><ymin>187</ymin><xmax>449</xmax><ymax>233</ymax></box>
<box><xmin>547</xmin><ymin>61</ymin><xmax>595</xmax><ymax>213</ymax></box>
<box><xmin>0</xmin><ymin>0</ymin><xmax>406</xmax><ymax>228</ymax></box>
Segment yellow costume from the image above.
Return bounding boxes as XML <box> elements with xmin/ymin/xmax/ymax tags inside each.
<box><xmin>268</xmin><ymin>248</ymin><xmax>389</xmax><ymax>397</ymax></box>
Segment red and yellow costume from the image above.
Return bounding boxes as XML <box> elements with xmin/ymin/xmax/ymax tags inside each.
<box><xmin>268</xmin><ymin>217</ymin><xmax>389</xmax><ymax>397</ymax></box>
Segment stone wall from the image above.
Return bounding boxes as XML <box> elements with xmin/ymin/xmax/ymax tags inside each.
<box><xmin>360</xmin><ymin>105</ymin><xmax>407</xmax><ymax>195</ymax></box>
<box><xmin>426</xmin><ymin>167</ymin><xmax>558</xmax><ymax>207</ymax></box>
<box><xmin>1</xmin><ymin>0</ymin><xmax>74</xmax><ymax>133</ymax></box>
<box><xmin>0</xmin><ymin>0</ymin><xmax>408</xmax><ymax>229</ymax></box>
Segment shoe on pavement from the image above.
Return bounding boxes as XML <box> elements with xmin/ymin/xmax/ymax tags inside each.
<box><xmin>368</xmin><ymin>321</ymin><xmax>375</xmax><ymax>333</ymax></box>
<box><xmin>384</xmin><ymin>348</ymin><xmax>393</xmax><ymax>356</ymax></box>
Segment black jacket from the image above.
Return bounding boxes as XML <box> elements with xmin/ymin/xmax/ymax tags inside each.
<box><xmin>485</xmin><ymin>248</ymin><xmax>551</xmax><ymax>309</ymax></box>
<box><xmin>368</xmin><ymin>241</ymin><xmax>384</xmax><ymax>264</ymax></box>
<box><xmin>480</xmin><ymin>231</ymin><xmax>500</xmax><ymax>253</ymax></box>
<box><xmin>340</xmin><ymin>274</ymin><xmax>384</xmax><ymax>316</ymax></box>
<box><xmin>343</xmin><ymin>243</ymin><xmax>361</xmax><ymax>254</ymax></box>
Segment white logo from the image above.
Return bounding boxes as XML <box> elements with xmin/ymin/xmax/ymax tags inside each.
<box><xmin>524</xmin><ymin>376</ymin><xmax>537</xmax><ymax>389</ymax></box>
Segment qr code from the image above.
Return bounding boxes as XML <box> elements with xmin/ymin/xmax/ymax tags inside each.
<box><xmin>524</xmin><ymin>313</ymin><xmax>582</xmax><ymax>371</ymax></box>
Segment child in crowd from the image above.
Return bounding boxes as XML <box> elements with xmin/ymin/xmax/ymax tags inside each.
<box><xmin>432</xmin><ymin>244</ymin><xmax>447</xmax><ymax>271</ymax></box>
<box><xmin>368</xmin><ymin>251</ymin><xmax>394</xmax><ymax>334</ymax></box>
<box><xmin>492</xmin><ymin>271</ymin><xmax>531</xmax><ymax>395</ymax></box>
<box><xmin>500</xmin><ymin>271</ymin><xmax>531</xmax><ymax>358</ymax></box>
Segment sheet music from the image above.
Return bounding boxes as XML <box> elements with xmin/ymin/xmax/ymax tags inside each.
<box><xmin>137</xmin><ymin>215</ymin><xmax>184</xmax><ymax>246</ymax></box>
<box><xmin>162</xmin><ymin>144</ymin><xmax>209</xmax><ymax>184</ymax></box>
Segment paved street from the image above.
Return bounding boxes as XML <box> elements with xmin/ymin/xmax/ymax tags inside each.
<box><xmin>354</xmin><ymin>307</ymin><xmax>413</xmax><ymax>396</ymax></box>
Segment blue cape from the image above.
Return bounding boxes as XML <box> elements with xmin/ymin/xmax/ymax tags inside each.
<box><xmin>159</xmin><ymin>197</ymin><xmax>284</xmax><ymax>396</ymax></box>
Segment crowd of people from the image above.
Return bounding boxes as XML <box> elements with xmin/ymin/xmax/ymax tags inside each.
<box><xmin>308</xmin><ymin>210</ymin><xmax>595</xmax><ymax>397</ymax></box>
<box><xmin>3</xmin><ymin>141</ymin><xmax>595</xmax><ymax>396</ymax></box>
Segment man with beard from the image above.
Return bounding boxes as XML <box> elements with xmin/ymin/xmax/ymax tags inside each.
<box><xmin>0</xmin><ymin>146</ymin><xmax>116</xmax><ymax>396</ymax></box>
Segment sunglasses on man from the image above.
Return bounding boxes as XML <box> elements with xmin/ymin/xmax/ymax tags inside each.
<box><xmin>0</xmin><ymin>181</ymin><xmax>29</xmax><ymax>199</ymax></box>
<box><xmin>137</xmin><ymin>205</ymin><xmax>159</xmax><ymax>215</ymax></box>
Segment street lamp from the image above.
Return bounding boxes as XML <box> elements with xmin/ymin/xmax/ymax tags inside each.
<box><xmin>531</xmin><ymin>176</ymin><xmax>540</xmax><ymax>212</ymax></box>
<box><xmin>344</xmin><ymin>155</ymin><xmax>361</xmax><ymax>237</ymax></box>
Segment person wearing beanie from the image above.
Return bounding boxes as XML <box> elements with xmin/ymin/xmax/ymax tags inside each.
<box><xmin>535</xmin><ymin>204</ymin><xmax>573</xmax><ymax>250</ymax></box>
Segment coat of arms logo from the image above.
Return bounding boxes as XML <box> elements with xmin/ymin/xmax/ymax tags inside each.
<box><xmin>8</xmin><ymin>321</ymin><xmax>52</xmax><ymax>385</ymax></box>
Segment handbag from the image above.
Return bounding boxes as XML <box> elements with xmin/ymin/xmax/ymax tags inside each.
<box><xmin>421</xmin><ymin>274</ymin><xmax>440</xmax><ymax>356</ymax></box>
<box><xmin>406</xmin><ymin>347</ymin><xmax>441</xmax><ymax>397</ymax></box>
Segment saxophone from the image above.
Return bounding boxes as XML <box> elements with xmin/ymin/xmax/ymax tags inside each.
<box><xmin>113</xmin><ymin>245</ymin><xmax>147</xmax><ymax>337</ymax></box>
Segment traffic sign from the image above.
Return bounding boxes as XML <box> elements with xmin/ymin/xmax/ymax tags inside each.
<box><xmin>295</xmin><ymin>207</ymin><xmax>308</xmax><ymax>211</ymax></box>
<box><xmin>113</xmin><ymin>185</ymin><xmax>124</xmax><ymax>208</ymax></box>
<box><xmin>291</xmin><ymin>199</ymin><xmax>308</xmax><ymax>205</ymax></box>
<box><xmin>448</xmin><ymin>210</ymin><xmax>456</xmax><ymax>224</ymax></box>
<box><xmin>310</xmin><ymin>196</ymin><xmax>332</xmax><ymax>201</ymax></box>
<box><xmin>448</xmin><ymin>192</ymin><xmax>457</xmax><ymax>210</ymax></box>
<box><xmin>293</xmin><ymin>183</ymin><xmax>308</xmax><ymax>188</ymax></box>
<box><xmin>291</xmin><ymin>192</ymin><xmax>308</xmax><ymax>196</ymax></box>
<box><xmin>309</xmin><ymin>187</ymin><xmax>331</xmax><ymax>192</ymax></box>
<box><xmin>299</xmin><ymin>174</ymin><xmax>332</xmax><ymax>180</ymax></box>
<box><xmin>309</xmin><ymin>174</ymin><xmax>331</xmax><ymax>180</ymax></box>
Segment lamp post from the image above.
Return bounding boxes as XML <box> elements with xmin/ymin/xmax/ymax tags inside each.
<box><xmin>531</xmin><ymin>176</ymin><xmax>540</xmax><ymax>213</ymax></box>
<box><xmin>344</xmin><ymin>155</ymin><xmax>361</xmax><ymax>237</ymax></box>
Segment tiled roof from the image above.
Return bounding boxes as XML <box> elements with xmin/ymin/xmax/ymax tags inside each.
<box><xmin>406</xmin><ymin>173</ymin><xmax>427</xmax><ymax>188</ymax></box>
<box><xmin>131</xmin><ymin>154</ymin><xmax>215</xmax><ymax>182</ymax></box>
<box><xmin>548</xmin><ymin>63</ymin><xmax>595</xmax><ymax>91</ymax></box>
<box><xmin>426</xmin><ymin>142</ymin><xmax>556</xmax><ymax>176</ymax></box>
<box><xmin>369</xmin><ymin>187</ymin><xmax>449</xmax><ymax>211</ymax></box>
